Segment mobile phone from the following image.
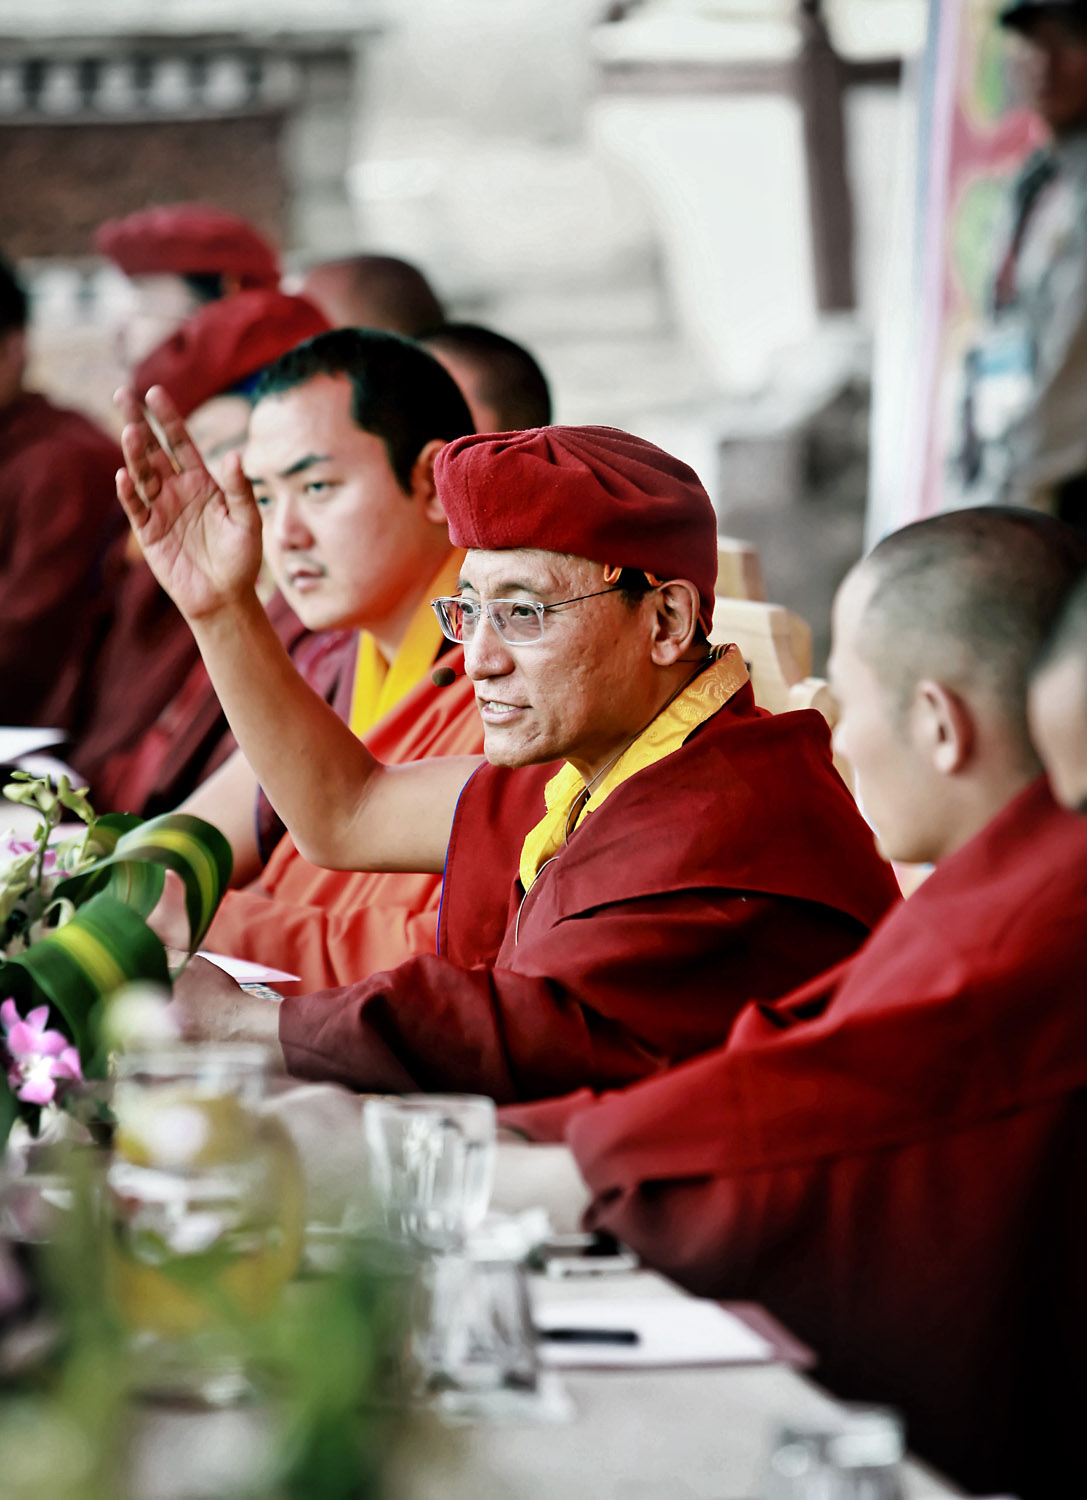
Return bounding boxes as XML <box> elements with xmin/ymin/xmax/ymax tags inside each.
<box><xmin>531</xmin><ymin>1231</ymin><xmax>639</xmax><ymax>1278</ymax></box>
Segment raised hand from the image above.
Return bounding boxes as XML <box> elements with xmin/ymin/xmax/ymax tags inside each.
<box><xmin>115</xmin><ymin>384</ymin><xmax>264</xmax><ymax>622</ymax></box>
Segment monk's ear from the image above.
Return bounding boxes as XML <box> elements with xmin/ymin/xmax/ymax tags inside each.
<box><xmin>409</xmin><ymin>439</ymin><xmax>447</xmax><ymax>523</ymax></box>
<box><xmin>648</xmin><ymin>579</ymin><xmax>700</xmax><ymax>665</ymax></box>
<box><xmin>911</xmin><ymin>678</ymin><xmax>974</xmax><ymax>775</ymax></box>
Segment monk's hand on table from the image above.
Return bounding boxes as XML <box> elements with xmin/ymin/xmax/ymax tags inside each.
<box><xmin>114</xmin><ymin>384</ymin><xmax>263</xmax><ymax>621</ymax></box>
<box><xmin>165</xmin><ymin>954</ymin><xmax>284</xmax><ymax>1063</ymax></box>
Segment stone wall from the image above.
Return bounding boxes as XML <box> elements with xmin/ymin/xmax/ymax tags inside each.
<box><xmin>1</xmin><ymin>117</ymin><xmax>286</xmax><ymax>261</ymax></box>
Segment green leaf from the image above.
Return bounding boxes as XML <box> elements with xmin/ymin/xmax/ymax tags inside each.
<box><xmin>0</xmin><ymin>893</ymin><xmax>170</xmax><ymax>1071</ymax></box>
<box><xmin>0</xmin><ymin>1077</ymin><xmax>15</xmax><ymax>1153</ymax></box>
<box><xmin>60</xmin><ymin>813</ymin><xmax>232</xmax><ymax>968</ymax></box>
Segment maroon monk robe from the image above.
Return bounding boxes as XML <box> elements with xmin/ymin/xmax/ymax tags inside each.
<box><xmin>66</xmin><ymin>555</ymin><xmax>201</xmax><ymax>790</ymax></box>
<box><xmin>566</xmin><ymin>778</ymin><xmax>1087</xmax><ymax>1500</ymax></box>
<box><xmin>279</xmin><ymin>681</ymin><xmax>900</xmax><ymax>1102</ymax></box>
<box><xmin>79</xmin><ymin>593</ymin><xmax>347</xmax><ymax>818</ymax></box>
<box><xmin>0</xmin><ymin>393</ymin><xmax>124</xmax><ymax>728</ymax></box>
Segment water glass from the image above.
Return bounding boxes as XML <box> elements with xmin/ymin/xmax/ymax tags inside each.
<box><xmin>765</xmin><ymin>1406</ymin><xmax>905</xmax><ymax>1500</ymax></box>
<box><xmin>408</xmin><ymin>1249</ymin><xmax>539</xmax><ymax>1416</ymax></box>
<box><xmin>105</xmin><ymin>1043</ymin><xmax>304</xmax><ymax>1403</ymax></box>
<box><xmin>363</xmin><ymin>1094</ymin><xmax>495</xmax><ymax>1250</ymax></box>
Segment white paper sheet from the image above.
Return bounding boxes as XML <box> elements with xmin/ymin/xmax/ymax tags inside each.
<box><xmin>0</xmin><ymin>729</ymin><xmax>66</xmax><ymax>761</ymax></box>
<box><xmin>533</xmin><ymin>1294</ymin><xmax>773</xmax><ymax>1369</ymax></box>
<box><xmin>197</xmin><ymin>952</ymin><xmax>301</xmax><ymax>985</ymax></box>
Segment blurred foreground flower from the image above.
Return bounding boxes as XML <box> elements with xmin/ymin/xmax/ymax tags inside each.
<box><xmin>0</xmin><ymin>774</ymin><xmax>231</xmax><ymax>1150</ymax></box>
<box><xmin>0</xmin><ymin>1000</ymin><xmax>83</xmax><ymax>1106</ymax></box>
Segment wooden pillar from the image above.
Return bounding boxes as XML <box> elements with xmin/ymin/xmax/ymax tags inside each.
<box><xmin>795</xmin><ymin>0</ymin><xmax>857</xmax><ymax>312</ymax></box>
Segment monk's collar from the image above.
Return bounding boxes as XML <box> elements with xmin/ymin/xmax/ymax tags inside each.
<box><xmin>518</xmin><ymin>645</ymin><xmax>748</xmax><ymax>895</ymax></box>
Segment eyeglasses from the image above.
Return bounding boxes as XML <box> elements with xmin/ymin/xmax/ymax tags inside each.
<box><xmin>430</xmin><ymin>587</ymin><xmax>625</xmax><ymax>646</ymax></box>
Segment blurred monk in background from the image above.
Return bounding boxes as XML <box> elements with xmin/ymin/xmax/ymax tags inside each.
<box><xmin>1029</xmin><ymin>567</ymin><xmax>1087</xmax><ymax>809</ymax></box>
<box><xmin>68</xmin><ymin>289</ymin><xmax>330</xmax><ymax>814</ymax></box>
<box><xmin>96</xmin><ymin>201</ymin><xmax>280</xmax><ymax>372</ymax></box>
<box><xmin>293</xmin><ymin>253</ymin><xmax>444</xmax><ymax>338</ymax></box>
<box><xmin>0</xmin><ymin>253</ymin><xmax>124</xmax><ymax>730</ymax></box>
<box><xmin>419</xmin><ymin>322</ymin><xmax>553</xmax><ymax>434</ymax></box>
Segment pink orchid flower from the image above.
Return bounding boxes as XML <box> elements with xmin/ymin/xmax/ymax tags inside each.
<box><xmin>0</xmin><ymin>997</ymin><xmax>82</xmax><ymax>1105</ymax></box>
<box><xmin>0</xmin><ymin>835</ymin><xmax>58</xmax><ymax>874</ymax></box>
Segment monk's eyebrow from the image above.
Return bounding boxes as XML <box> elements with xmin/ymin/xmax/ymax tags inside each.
<box><xmin>280</xmin><ymin>452</ymin><xmax>331</xmax><ymax>479</ymax></box>
<box><xmin>456</xmin><ymin>576</ymin><xmax>549</xmax><ymax>597</ymax></box>
<box><xmin>243</xmin><ymin>452</ymin><xmax>332</xmax><ymax>488</ymax></box>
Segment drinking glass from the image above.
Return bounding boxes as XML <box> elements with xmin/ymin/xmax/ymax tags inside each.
<box><xmin>408</xmin><ymin>1249</ymin><xmax>539</xmax><ymax>1417</ymax></box>
<box><xmin>363</xmin><ymin>1094</ymin><xmax>495</xmax><ymax>1250</ymax></box>
<box><xmin>105</xmin><ymin>1043</ymin><xmax>304</xmax><ymax>1403</ymax></box>
<box><xmin>765</xmin><ymin>1406</ymin><xmax>905</xmax><ymax>1500</ymax></box>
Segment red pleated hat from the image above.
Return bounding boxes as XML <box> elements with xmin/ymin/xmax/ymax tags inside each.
<box><xmin>435</xmin><ymin>426</ymin><xmax>718</xmax><ymax>631</ymax></box>
<box><xmin>95</xmin><ymin>203</ymin><xmax>280</xmax><ymax>287</ymax></box>
<box><xmin>133</xmin><ymin>290</ymin><xmax>331</xmax><ymax>418</ymax></box>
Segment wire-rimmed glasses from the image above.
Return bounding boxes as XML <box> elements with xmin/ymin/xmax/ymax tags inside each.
<box><xmin>431</xmin><ymin>586</ymin><xmax>624</xmax><ymax>646</ymax></box>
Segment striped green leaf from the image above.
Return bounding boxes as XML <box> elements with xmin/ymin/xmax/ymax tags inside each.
<box><xmin>61</xmin><ymin>813</ymin><xmax>233</xmax><ymax>971</ymax></box>
<box><xmin>0</xmin><ymin>892</ymin><xmax>170</xmax><ymax>1077</ymax></box>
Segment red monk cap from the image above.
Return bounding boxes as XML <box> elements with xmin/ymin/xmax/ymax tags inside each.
<box><xmin>95</xmin><ymin>203</ymin><xmax>280</xmax><ymax>287</ymax></box>
<box><xmin>435</xmin><ymin>426</ymin><xmax>718</xmax><ymax>632</ymax></box>
<box><xmin>133</xmin><ymin>290</ymin><xmax>331</xmax><ymax>419</ymax></box>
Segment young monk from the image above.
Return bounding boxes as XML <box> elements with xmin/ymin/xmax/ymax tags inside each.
<box><xmin>518</xmin><ymin>508</ymin><xmax>1087</xmax><ymax>1500</ymax></box>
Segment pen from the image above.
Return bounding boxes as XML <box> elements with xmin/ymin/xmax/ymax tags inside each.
<box><xmin>537</xmin><ymin>1327</ymin><xmax>640</xmax><ymax>1345</ymax></box>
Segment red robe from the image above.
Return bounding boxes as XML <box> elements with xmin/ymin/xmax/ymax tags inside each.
<box><xmin>205</xmin><ymin>648</ymin><xmax>483</xmax><ymax>989</ymax></box>
<box><xmin>0</xmin><ymin>393</ymin><xmax>124</xmax><ymax>728</ymax></box>
<box><xmin>75</xmin><ymin>592</ymin><xmax>331</xmax><ymax>817</ymax></box>
<box><xmin>565</xmin><ymin>779</ymin><xmax>1087</xmax><ymax>1499</ymax></box>
<box><xmin>279</xmin><ymin>683</ymin><xmax>900</xmax><ymax>1102</ymax></box>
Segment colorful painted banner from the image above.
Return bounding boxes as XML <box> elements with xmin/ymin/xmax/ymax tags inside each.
<box><xmin>868</xmin><ymin>0</ymin><xmax>1045</xmax><ymax>542</ymax></box>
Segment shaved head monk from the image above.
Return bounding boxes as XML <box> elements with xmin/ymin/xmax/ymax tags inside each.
<box><xmin>1029</xmin><ymin>572</ymin><xmax>1087</xmax><ymax>810</ymax></box>
<box><xmin>518</xmin><ymin>509</ymin><xmax>1087</xmax><ymax>1498</ymax></box>
<box><xmin>115</xmin><ymin>402</ymin><xmax>899</xmax><ymax>1101</ymax></box>
<box><xmin>419</xmin><ymin>323</ymin><xmax>552</xmax><ymax>434</ymax></box>
<box><xmin>295</xmin><ymin>254</ymin><xmax>444</xmax><ymax>338</ymax></box>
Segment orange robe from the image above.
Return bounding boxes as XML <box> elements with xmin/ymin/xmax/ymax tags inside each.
<box><xmin>204</xmin><ymin>647</ymin><xmax>482</xmax><ymax>989</ymax></box>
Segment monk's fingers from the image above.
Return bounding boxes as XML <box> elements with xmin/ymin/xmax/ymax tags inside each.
<box><xmin>119</xmin><ymin>420</ymin><xmax>166</xmax><ymax>505</ymax></box>
<box><xmin>220</xmin><ymin>449</ymin><xmax>258</xmax><ymax>520</ymax></box>
<box><xmin>143</xmin><ymin>384</ymin><xmax>206</xmax><ymax>474</ymax></box>
<box><xmin>114</xmin><ymin>386</ymin><xmax>144</xmax><ymax>429</ymax></box>
<box><xmin>116</xmin><ymin>467</ymin><xmax>151</xmax><ymax>532</ymax></box>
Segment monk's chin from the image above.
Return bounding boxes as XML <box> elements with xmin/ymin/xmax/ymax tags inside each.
<box><xmin>482</xmin><ymin>730</ymin><xmax>548</xmax><ymax>770</ymax></box>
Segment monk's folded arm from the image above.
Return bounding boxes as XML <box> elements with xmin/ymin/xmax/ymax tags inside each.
<box><xmin>188</xmin><ymin>593</ymin><xmax>481</xmax><ymax>874</ymax></box>
<box><xmin>274</xmin><ymin>887</ymin><xmax>852</xmax><ymax>1103</ymax></box>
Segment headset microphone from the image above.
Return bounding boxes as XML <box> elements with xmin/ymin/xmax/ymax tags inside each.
<box><xmin>431</xmin><ymin>666</ymin><xmax>457</xmax><ymax>688</ymax></box>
